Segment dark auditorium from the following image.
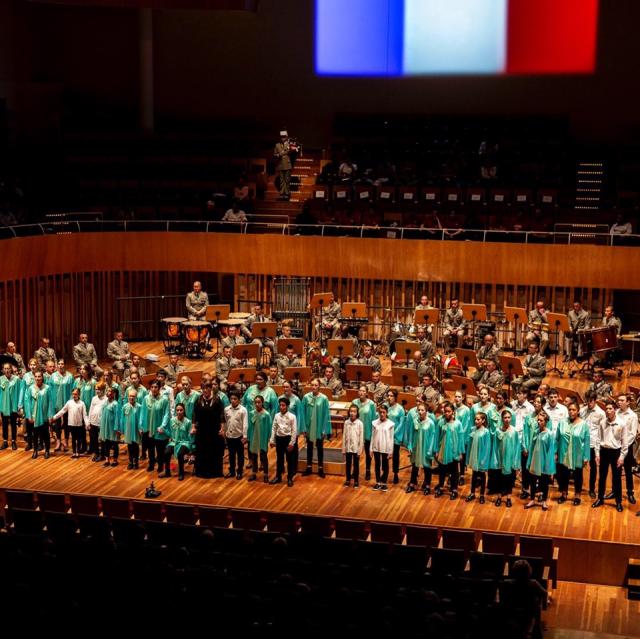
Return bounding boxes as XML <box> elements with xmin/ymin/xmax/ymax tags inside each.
<box><xmin>2</xmin><ymin>0</ymin><xmax>640</xmax><ymax>636</ymax></box>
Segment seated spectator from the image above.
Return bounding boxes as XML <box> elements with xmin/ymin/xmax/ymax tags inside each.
<box><xmin>499</xmin><ymin>559</ymin><xmax>546</xmax><ymax>639</ymax></box>
<box><xmin>222</xmin><ymin>200</ymin><xmax>247</xmax><ymax>223</ymax></box>
<box><xmin>610</xmin><ymin>212</ymin><xmax>632</xmax><ymax>235</ymax></box>
<box><xmin>233</xmin><ymin>177</ymin><xmax>250</xmax><ymax>202</ymax></box>
<box><xmin>338</xmin><ymin>160</ymin><xmax>357</xmax><ymax>182</ymax></box>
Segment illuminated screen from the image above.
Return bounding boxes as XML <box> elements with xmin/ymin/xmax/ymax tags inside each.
<box><xmin>315</xmin><ymin>0</ymin><xmax>599</xmax><ymax>76</ymax></box>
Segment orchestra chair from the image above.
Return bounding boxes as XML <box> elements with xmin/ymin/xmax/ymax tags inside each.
<box><xmin>405</xmin><ymin>524</ymin><xmax>439</xmax><ymax>548</ymax></box>
<box><xmin>101</xmin><ymin>496</ymin><xmax>132</xmax><ymax>519</ymax></box>
<box><xmin>131</xmin><ymin>499</ymin><xmax>164</xmax><ymax>522</ymax></box>
<box><xmin>165</xmin><ymin>503</ymin><xmax>197</xmax><ymax>526</ymax></box>
<box><xmin>36</xmin><ymin>492</ymin><xmax>68</xmax><ymax>514</ymax></box>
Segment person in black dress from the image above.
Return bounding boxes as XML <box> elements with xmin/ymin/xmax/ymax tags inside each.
<box><xmin>192</xmin><ymin>382</ymin><xmax>225</xmax><ymax>478</ymax></box>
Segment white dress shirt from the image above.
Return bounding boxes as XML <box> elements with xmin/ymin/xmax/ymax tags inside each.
<box><xmin>595</xmin><ymin>419</ymin><xmax>629</xmax><ymax>460</ymax></box>
<box><xmin>270</xmin><ymin>411</ymin><xmax>297</xmax><ymax>444</ymax></box>
<box><xmin>88</xmin><ymin>395</ymin><xmax>107</xmax><ymax>426</ymax></box>
<box><xmin>342</xmin><ymin>417</ymin><xmax>364</xmax><ymax>455</ymax></box>
<box><xmin>53</xmin><ymin>398</ymin><xmax>89</xmax><ymax>427</ymax></box>
<box><xmin>223</xmin><ymin>404</ymin><xmax>248</xmax><ymax>439</ymax></box>
<box><xmin>617</xmin><ymin>408</ymin><xmax>639</xmax><ymax>450</ymax></box>
<box><xmin>371</xmin><ymin>418</ymin><xmax>394</xmax><ymax>454</ymax></box>
<box><xmin>580</xmin><ymin>404</ymin><xmax>606</xmax><ymax>448</ymax></box>
<box><xmin>544</xmin><ymin>403</ymin><xmax>568</xmax><ymax>433</ymax></box>
<box><xmin>511</xmin><ymin>399</ymin><xmax>534</xmax><ymax>433</ymax></box>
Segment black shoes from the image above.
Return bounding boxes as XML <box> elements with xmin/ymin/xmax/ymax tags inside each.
<box><xmin>628</xmin><ymin>493</ymin><xmax>636</xmax><ymax>505</ymax></box>
<box><xmin>318</xmin><ymin>468</ymin><xmax>326</xmax><ymax>478</ymax></box>
<box><xmin>573</xmin><ymin>497</ymin><xmax>581</xmax><ymax>506</ymax></box>
<box><xmin>270</xmin><ymin>476</ymin><xmax>282</xmax><ymax>485</ymax></box>
<box><xmin>287</xmin><ymin>479</ymin><xmax>293</xmax><ymax>487</ymax></box>
<box><xmin>303</xmin><ymin>467</ymin><xmax>312</xmax><ymax>476</ymax></box>
<box><xmin>405</xmin><ymin>485</ymin><xmax>415</xmax><ymax>494</ymax></box>
<box><xmin>495</xmin><ymin>497</ymin><xmax>502</xmax><ymax>507</ymax></box>
<box><xmin>465</xmin><ymin>493</ymin><xmax>475</xmax><ymax>502</ymax></box>
<box><xmin>592</xmin><ymin>498</ymin><xmax>604</xmax><ymax>508</ymax></box>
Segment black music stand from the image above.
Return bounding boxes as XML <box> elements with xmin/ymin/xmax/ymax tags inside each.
<box><xmin>393</xmin><ymin>340</ymin><xmax>421</xmax><ymax>367</ymax></box>
<box><xmin>455</xmin><ymin>348</ymin><xmax>479</xmax><ymax>376</ymax></box>
<box><xmin>345</xmin><ymin>364</ymin><xmax>373</xmax><ymax>388</ymax></box>
<box><xmin>547</xmin><ymin>312</ymin><xmax>569</xmax><ymax>377</ymax></box>
<box><xmin>228</xmin><ymin>367</ymin><xmax>256</xmax><ymax>394</ymax></box>
<box><xmin>310</xmin><ymin>292</ymin><xmax>333</xmax><ymax>349</ymax></box>
<box><xmin>398</xmin><ymin>392</ymin><xmax>417</xmax><ymax>411</ymax></box>
<box><xmin>391</xmin><ymin>366</ymin><xmax>419</xmax><ymax>391</ymax></box>
<box><xmin>341</xmin><ymin>302</ymin><xmax>367</xmax><ymax>339</ymax></box>
<box><xmin>504</xmin><ymin>305</ymin><xmax>527</xmax><ymax>355</ymax></box>
<box><xmin>462</xmin><ymin>303</ymin><xmax>487</xmax><ymax>350</ymax></box>
<box><xmin>232</xmin><ymin>343</ymin><xmax>259</xmax><ymax>368</ymax></box>
<box><xmin>498</xmin><ymin>355</ymin><xmax>524</xmax><ymax>400</ymax></box>
<box><xmin>415</xmin><ymin>308</ymin><xmax>440</xmax><ymax>338</ymax></box>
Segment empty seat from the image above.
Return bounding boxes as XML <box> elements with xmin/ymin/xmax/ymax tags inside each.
<box><xmin>165</xmin><ymin>503</ymin><xmax>197</xmax><ymax>526</ymax></box>
<box><xmin>393</xmin><ymin>544</ymin><xmax>428</xmax><ymax>573</ymax></box>
<box><xmin>370</xmin><ymin>521</ymin><xmax>404</xmax><ymax>544</ymax></box>
<box><xmin>518</xmin><ymin>536</ymin><xmax>558</xmax><ymax>587</ymax></box>
<box><xmin>10</xmin><ymin>508</ymin><xmax>43</xmax><ymax>534</ymax></box>
<box><xmin>429</xmin><ymin>547</ymin><xmax>466</xmax><ymax>576</ymax></box>
<box><xmin>37</xmin><ymin>492</ymin><xmax>67</xmax><ymax>513</ymax></box>
<box><xmin>132</xmin><ymin>500</ymin><xmax>164</xmax><ymax>522</ymax></box>
<box><xmin>198</xmin><ymin>506</ymin><xmax>230</xmax><ymax>528</ymax></box>
<box><xmin>43</xmin><ymin>511</ymin><xmax>77</xmax><ymax>542</ymax></box>
<box><xmin>481</xmin><ymin>531</ymin><xmax>516</xmax><ymax>556</ymax></box>
<box><xmin>230</xmin><ymin>509</ymin><xmax>264</xmax><ymax>531</ymax></box>
<box><xmin>334</xmin><ymin>519</ymin><xmax>368</xmax><ymax>540</ymax></box>
<box><xmin>111</xmin><ymin>517</ymin><xmax>146</xmax><ymax>546</ymax></box>
<box><xmin>101</xmin><ymin>497</ymin><xmax>131</xmax><ymax>519</ymax></box>
<box><xmin>70</xmin><ymin>494</ymin><xmax>100</xmax><ymax>516</ymax></box>
<box><xmin>77</xmin><ymin>514</ymin><xmax>112</xmax><ymax>543</ymax></box>
<box><xmin>5</xmin><ymin>490</ymin><xmax>36</xmax><ymax>510</ymax></box>
<box><xmin>298</xmin><ymin>514</ymin><xmax>333</xmax><ymax>538</ymax></box>
<box><xmin>469</xmin><ymin>551</ymin><xmax>506</xmax><ymax>578</ymax></box>
<box><xmin>405</xmin><ymin>524</ymin><xmax>439</xmax><ymax>548</ymax></box>
<box><xmin>441</xmin><ymin>528</ymin><xmax>477</xmax><ymax>554</ymax></box>
<box><xmin>266</xmin><ymin>512</ymin><xmax>299</xmax><ymax>534</ymax></box>
<box><xmin>456</xmin><ymin>576</ymin><xmax>499</xmax><ymax>606</ymax></box>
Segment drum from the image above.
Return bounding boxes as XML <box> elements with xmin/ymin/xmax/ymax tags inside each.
<box><xmin>182</xmin><ymin>320</ymin><xmax>210</xmax><ymax>358</ymax></box>
<box><xmin>477</xmin><ymin>321</ymin><xmax>496</xmax><ymax>340</ymax></box>
<box><xmin>161</xmin><ymin>317</ymin><xmax>186</xmax><ymax>353</ymax></box>
<box><xmin>589</xmin><ymin>326</ymin><xmax>618</xmax><ymax>353</ymax></box>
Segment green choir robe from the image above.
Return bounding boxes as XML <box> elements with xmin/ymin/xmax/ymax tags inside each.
<box><xmin>472</xmin><ymin>401</ymin><xmax>500</xmax><ymax>431</ymax></box>
<box><xmin>217</xmin><ymin>391</ymin><xmax>230</xmax><ymax>409</ymax></box>
<box><xmin>249</xmin><ymin>409</ymin><xmax>272</xmax><ymax>454</ymax></box>
<box><xmin>175</xmin><ymin>389</ymin><xmax>200</xmax><ymax>420</ymax></box>
<box><xmin>279</xmin><ymin>393</ymin><xmax>306</xmax><ymax>434</ymax></box>
<box><xmin>436</xmin><ymin>418</ymin><xmax>463</xmax><ymax>465</ymax></box>
<box><xmin>242</xmin><ymin>384</ymin><xmax>278</xmax><ymax>423</ymax></box>
<box><xmin>556</xmin><ymin>419</ymin><xmax>590</xmax><ymax>470</ymax></box>
<box><xmin>99</xmin><ymin>399</ymin><xmax>120</xmax><ymax>441</ymax></box>
<box><xmin>495</xmin><ymin>426</ymin><xmax>522</xmax><ymax>475</ymax></box>
<box><xmin>467</xmin><ymin>426</ymin><xmax>492</xmax><ymax>472</ymax></box>
<box><xmin>74</xmin><ymin>378</ymin><xmax>97</xmax><ymax>413</ymax></box>
<box><xmin>22</xmin><ymin>372</ymin><xmax>36</xmax><ymax>387</ymax></box>
<box><xmin>0</xmin><ymin>375</ymin><xmax>24</xmax><ymax>415</ymax></box>
<box><xmin>124</xmin><ymin>384</ymin><xmax>148</xmax><ymax>407</ymax></box>
<box><xmin>527</xmin><ymin>428</ymin><xmax>556</xmax><ymax>476</ymax></box>
<box><xmin>169</xmin><ymin>416</ymin><xmax>193</xmax><ymax>456</ymax></box>
<box><xmin>302</xmin><ymin>392</ymin><xmax>332</xmax><ymax>441</ymax></box>
<box><xmin>408</xmin><ymin>414</ymin><xmax>439</xmax><ymax>468</ymax></box>
<box><xmin>522</xmin><ymin>413</ymin><xmax>541</xmax><ymax>453</ymax></box>
<box><xmin>23</xmin><ymin>383</ymin><xmax>55</xmax><ymax>427</ymax></box>
<box><xmin>386</xmin><ymin>403</ymin><xmax>406</xmax><ymax>446</ymax></box>
<box><xmin>141</xmin><ymin>394</ymin><xmax>170</xmax><ymax>439</ymax></box>
<box><xmin>353</xmin><ymin>398</ymin><xmax>378</xmax><ymax>441</ymax></box>
<box><xmin>49</xmin><ymin>371</ymin><xmax>75</xmax><ymax>413</ymax></box>
<box><xmin>404</xmin><ymin>407</ymin><xmax>434</xmax><ymax>449</ymax></box>
<box><xmin>455</xmin><ymin>404</ymin><xmax>472</xmax><ymax>449</ymax></box>
<box><xmin>120</xmin><ymin>401</ymin><xmax>142</xmax><ymax>445</ymax></box>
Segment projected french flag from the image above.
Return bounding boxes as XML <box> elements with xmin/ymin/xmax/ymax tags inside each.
<box><xmin>315</xmin><ymin>0</ymin><xmax>599</xmax><ymax>76</ymax></box>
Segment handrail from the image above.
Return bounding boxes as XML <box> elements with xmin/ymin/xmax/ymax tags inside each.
<box><xmin>0</xmin><ymin>218</ymin><xmax>638</xmax><ymax>246</ymax></box>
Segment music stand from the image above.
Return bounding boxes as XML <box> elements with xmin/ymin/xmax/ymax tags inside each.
<box><xmin>252</xmin><ymin>321</ymin><xmax>277</xmax><ymax>341</ymax></box>
<box><xmin>393</xmin><ymin>340</ymin><xmax>421</xmax><ymax>367</ymax></box>
<box><xmin>272</xmin><ymin>384</ymin><xmax>285</xmax><ymax>397</ymax></box>
<box><xmin>284</xmin><ymin>366</ymin><xmax>311</xmax><ymax>394</ymax></box>
<box><xmin>228</xmin><ymin>367</ymin><xmax>256</xmax><ymax>394</ymax></box>
<box><xmin>310</xmin><ymin>292</ymin><xmax>333</xmax><ymax>349</ymax></box>
<box><xmin>504</xmin><ymin>306</ymin><xmax>527</xmax><ymax>355</ymax></box>
<box><xmin>341</xmin><ymin>302</ymin><xmax>367</xmax><ymax>320</ymax></box>
<box><xmin>415</xmin><ymin>308</ymin><xmax>440</xmax><ymax>328</ymax></box>
<box><xmin>455</xmin><ymin>348</ymin><xmax>479</xmax><ymax>375</ymax></box>
<box><xmin>232</xmin><ymin>343</ymin><xmax>259</xmax><ymax>367</ymax></box>
<box><xmin>398</xmin><ymin>392</ymin><xmax>417</xmax><ymax>411</ymax></box>
<box><xmin>462</xmin><ymin>303</ymin><xmax>487</xmax><ymax>350</ymax></box>
<box><xmin>327</xmin><ymin>339</ymin><xmax>355</xmax><ymax>368</ymax></box>
<box><xmin>276</xmin><ymin>338</ymin><xmax>304</xmax><ymax>356</ymax></box>
<box><xmin>345</xmin><ymin>364</ymin><xmax>373</xmax><ymax>388</ymax></box>
<box><xmin>391</xmin><ymin>366</ymin><xmax>419</xmax><ymax>391</ymax></box>
<box><xmin>444</xmin><ymin>375</ymin><xmax>478</xmax><ymax>398</ymax></box>
<box><xmin>499</xmin><ymin>355</ymin><xmax>524</xmax><ymax>400</ymax></box>
<box><xmin>547</xmin><ymin>312</ymin><xmax>570</xmax><ymax>377</ymax></box>
<box><xmin>206</xmin><ymin>304</ymin><xmax>230</xmax><ymax>322</ymax></box>
<box><xmin>555</xmin><ymin>386</ymin><xmax>584</xmax><ymax>406</ymax></box>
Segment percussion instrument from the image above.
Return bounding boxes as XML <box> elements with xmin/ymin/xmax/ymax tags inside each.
<box><xmin>476</xmin><ymin>321</ymin><xmax>496</xmax><ymax>340</ymax></box>
<box><xmin>528</xmin><ymin>321</ymin><xmax>550</xmax><ymax>332</ymax></box>
<box><xmin>161</xmin><ymin>317</ymin><xmax>187</xmax><ymax>353</ymax></box>
<box><xmin>229</xmin><ymin>312</ymin><xmax>251</xmax><ymax>320</ymax></box>
<box><xmin>182</xmin><ymin>320</ymin><xmax>210</xmax><ymax>358</ymax></box>
<box><xmin>578</xmin><ymin>326</ymin><xmax>618</xmax><ymax>355</ymax></box>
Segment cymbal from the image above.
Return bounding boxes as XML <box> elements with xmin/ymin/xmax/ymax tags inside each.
<box><xmin>229</xmin><ymin>312</ymin><xmax>251</xmax><ymax>319</ymax></box>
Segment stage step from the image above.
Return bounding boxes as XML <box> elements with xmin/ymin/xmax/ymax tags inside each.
<box><xmin>297</xmin><ymin>446</ymin><xmax>345</xmax><ymax>476</ymax></box>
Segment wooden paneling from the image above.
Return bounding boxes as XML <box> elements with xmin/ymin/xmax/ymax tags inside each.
<box><xmin>1</xmin><ymin>232</ymin><xmax>639</xmax><ymax>289</ymax></box>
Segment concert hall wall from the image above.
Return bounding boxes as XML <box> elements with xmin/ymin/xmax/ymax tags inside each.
<box><xmin>0</xmin><ymin>232</ymin><xmax>636</xmax><ymax>357</ymax></box>
<box><xmin>2</xmin><ymin>0</ymin><xmax>640</xmax><ymax>145</ymax></box>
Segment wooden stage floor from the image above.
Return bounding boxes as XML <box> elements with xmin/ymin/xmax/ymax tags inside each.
<box><xmin>1</xmin><ymin>341</ymin><xmax>639</xmax><ymax>588</ymax></box>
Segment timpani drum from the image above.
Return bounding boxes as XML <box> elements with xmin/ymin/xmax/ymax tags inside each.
<box><xmin>161</xmin><ymin>317</ymin><xmax>187</xmax><ymax>353</ymax></box>
<box><xmin>578</xmin><ymin>326</ymin><xmax>618</xmax><ymax>355</ymax></box>
<box><xmin>182</xmin><ymin>320</ymin><xmax>210</xmax><ymax>358</ymax></box>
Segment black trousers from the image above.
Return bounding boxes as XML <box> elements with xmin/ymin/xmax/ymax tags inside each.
<box><xmin>275</xmin><ymin>435</ymin><xmax>296</xmax><ymax>480</ymax></box>
<box><xmin>598</xmin><ymin>447</ymin><xmax>623</xmax><ymax>502</ymax></box>
<box><xmin>409</xmin><ymin>465</ymin><xmax>432</xmax><ymax>487</ymax></box>
<box><xmin>589</xmin><ymin>447</ymin><xmax>598</xmax><ymax>493</ymax></box>
<box><xmin>226</xmin><ymin>437</ymin><xmax>245</xmax><ymax>475</ymax></box>
<box><xmin>89</xmin><ymin>425</ymin><xmax>100</xmax><ymax>455</ymax></box>
<box><xmin>250</xmin><ymin>450</ymin><xmax>268</xmax><ymax>475</ymax></box>
<box><xmin>52</xmin><ymin>414</ymin><xmax>69</xmax><ymax>440</ymax></box>
<box><xmin>557</xmin><ymin>464</ymin><xmax>585</xmax><ymax>494</ymax></box>
<box><xmin>70</xmin><ymin>426</ymin><xmax>84</xmax><ymax>454</ymax></box>
<box><xmin>345</xmin><ymin>452</ymin><xmax>359</xmax><ymax>482</ymax></box>
<box><xmin>364</xmin><ymin>439</ymin><xmax>371</xmax><ymax>472</ymax></box>
<box><xmin>487</xmin><ymin>468</ymin><xmax>501</xmax><ymax>493</ymax></box>
<box><xmin>459</xmin><ymin>452</ymin><xmax>467</xmax><ymax>477</ymax></box>
<box><xmin>34</xmin><ymin>424</ymin><xmax>50</xmax><ymax>453</ymax></box>
<box><xmin>521</xmin><ymin>452</ymin><xmax>532</xmax><ymax>493</ymax></box>
<box><xmin>141</xmin><ymin>431</ymin><xmax>152</xmax><ymax>458</ymax></box>
<box><xmin>437</xmin><ymin>461</ymin><xmax>459</xmax><ymax>491</ymax></box>
<box><xmin>471</xmin><ymin>470</ymin><xmax>486</xmax><ymax>494</ymax></box>
<box><xmin>25</xmin><ymin>420</ymin><xmax>34</xmax><ymax>447</ymax></box>
<box><xmin>392</xmin><ymin>443</ymin><xmax>401</xmax><ymax>474</ymax></box>
<box><xmin>1</xmin><ymin>413</ymin><xmax>18</xmax><ymax>441</ymax></box>
<box><xmin>623</xmin><ymin>448</ymin><xmax>636</xmax><ymax>495</ymax></box>
<box><xmin>127</xmin><ymin>442</ymin><xmax>140</xmax><ymax>463</ymax></box>
<box><xmin>373</xmin><ymin>451</ymin><xmax>389</xmax><ymax>484</ymax></box>
<box><xmin>164</xmin><ymin>444</ymin><xmax>186</xmax><ymax>476</ymax></box>
<box><xmin>101</xmin><ymin>439</ymin><xmax>119</xmax><ymax>460</ymax></box>
<box><xmin>501</xmin><ymin>471</ymin><xmax>515</xmax><ymax>496</ymax></box>
<box><xmin>531</xmin><ymin>474</ymin><xmax>550</xmax><ymax>500</ymax></box>
<box><xmin>149</xmin><ymin>437</ymin><xmax>168</xmax><ymax>471</ymax></box>
<box><xmin>306</xmin><ymin>437</ymin><xmax>324</xmax><ymax>468</ymax></box>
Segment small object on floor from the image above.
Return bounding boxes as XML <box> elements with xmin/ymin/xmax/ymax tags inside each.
<box><xmin>145</xmin><ymin>482</ymin><xmax>161</xmax><ymax>499</ymax></box>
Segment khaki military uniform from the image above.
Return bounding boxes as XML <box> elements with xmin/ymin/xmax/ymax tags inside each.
<box><xmin>185</xmin><ymin>291</ymin><xmax>209</xmax><ymax>320</ymax></box>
